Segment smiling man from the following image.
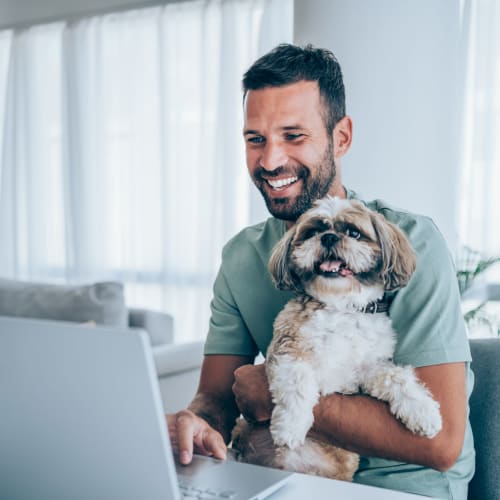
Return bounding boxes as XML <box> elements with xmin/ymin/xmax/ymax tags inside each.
<box><xmin>243</xmin><ymin>79</ymin><xmax>345</xmax><ymax>223</ymax></box>
<box><xmin>167</xmin><ymin>44</ymin><xmax>475</xmax><ymax>499</ymax></box>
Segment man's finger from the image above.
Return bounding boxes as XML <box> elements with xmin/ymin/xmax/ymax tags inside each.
<box><xmin>166</xmin><ymin>414</ymin><xmax>179</xmax><ymax>448</ymax></box>
<box><xmin>232</xmin><ymin>382</ymin><xmax>242</xmax><ymax>407</ymax></box>
<box><xmin>201</xmin><ymin>428</ymin><xmax>227</xmax><ymax>460</ymax></box>
<box><xmin>175</xmin><ymin>410</ymin><xmax>196</xmax><ymax>464</ymax></box>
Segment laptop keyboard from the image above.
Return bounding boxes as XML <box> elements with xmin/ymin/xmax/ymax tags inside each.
<box><xmin>178</xmin><ymin>481</ymin><xmax>237</xmax><ymax>499</ymax></box>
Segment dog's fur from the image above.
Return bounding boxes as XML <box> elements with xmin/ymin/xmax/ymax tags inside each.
<box><xmin>232</xmin><ymin>196</ymin><xmax>442</xmax><ymax>480</ymax></box>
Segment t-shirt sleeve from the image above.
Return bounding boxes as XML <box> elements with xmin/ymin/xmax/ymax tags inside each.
<box><xmin>204</xmin><ymin>265</ymin><xmax>259</xmax><ymax>357</ymax></box>
<box><xmin>390</xmin><ymin>217</ymin><xmax>471</xmax><ymax>367</ymax></box>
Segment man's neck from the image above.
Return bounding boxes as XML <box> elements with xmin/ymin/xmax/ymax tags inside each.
<box><xmin>327</xmin><ymin>176</ymin><xmax>347</xmax><ymax>199</ymax></box>
<box><xmin>284</xmin><ymin>183</ymin><xmax>347</xmax><ymax>229</ymax></box>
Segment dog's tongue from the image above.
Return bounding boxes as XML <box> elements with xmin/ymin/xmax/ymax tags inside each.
<box><xmin>320</xmin><ymin>260</ymin><xmax>343</xmax><ymax>272</ymax></box>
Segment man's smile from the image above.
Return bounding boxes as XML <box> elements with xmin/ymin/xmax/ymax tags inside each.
<box><xmin>266</xmin><ymin>176</ymin><xmax>299</xmax><ymax>191</ymax></box>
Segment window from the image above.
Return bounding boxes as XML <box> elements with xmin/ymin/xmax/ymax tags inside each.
<box><xmin>459</xmin><ymin>0</ymin><xmax>500</xmax><ymax>266</ymax></box>
<box><xmin>0</xmin><ymin>0</ymin><xmax>293</xmax><ymax>342</ymax></box>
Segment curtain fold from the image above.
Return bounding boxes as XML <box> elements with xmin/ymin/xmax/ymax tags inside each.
<box><xmin>0</xmin><ymin>0</ymin><xmax>293</xmax><ymax>342</ymax></box>
<box><xmin>459</xmin><ymin>0</ymin><xmax>500</xmax><ymax>260</ymax></box>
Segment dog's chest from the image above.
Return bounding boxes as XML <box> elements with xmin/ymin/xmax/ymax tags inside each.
<box><xmin>298</xmin><ymin>309</ymin><xmax>395</xmax><ymax>391</ymax></box>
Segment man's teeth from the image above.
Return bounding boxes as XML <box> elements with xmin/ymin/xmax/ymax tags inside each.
<box><xmin>267</xmin><ymin>176</ymin><xmax>298</xmax><ymax>189</ymax></box>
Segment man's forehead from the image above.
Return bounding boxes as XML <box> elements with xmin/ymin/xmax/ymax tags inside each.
<box><xmin>243</xmin><ymin>80</ymin><xmax>323</xmax><ymax>126</ymax></box>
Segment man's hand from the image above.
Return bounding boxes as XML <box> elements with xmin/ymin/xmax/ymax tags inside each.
<box><xmin>167</xmin><ymin>354</ymin><xmax>255</xmax><ymax>465</ymax></box>
<box><xmin>167</xmin><ymin>410</ymin><xmax>227</xmax><ymax>465</ymax></box>
<box><xmin>232</xmin><ymin>363</ymin><xmax>274</xmax><ymax>422</ymax></box>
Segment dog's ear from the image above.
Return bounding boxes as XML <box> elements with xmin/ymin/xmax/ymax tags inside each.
<box><xmin>268</xmin><ymin>226</ymin><xmax>302</xmax><ymax>292</ymax></box>
<box><xmin>370</xmin><ymin>212</ymin><xmax>416</xmax><ymax>291</ymax></box>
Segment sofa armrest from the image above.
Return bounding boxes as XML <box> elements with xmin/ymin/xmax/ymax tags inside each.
<box><xmin>461</xmin><ymin>282</ymin><xmax>500</xmax><ymax>302</ymax></box>
<box><xmin>153</xmin><ymin>341</ymin><xmax>204</xmax><ymax>377</ymax></box>
<box><xmin>128</xmin><ymin>308</ymin><xmax>174</xmax><ymax>346</ymax></box>
<box><xmin>152</xmin><ymin>341</ymin><xmax>204</xmax><ymax>413</ymax></box>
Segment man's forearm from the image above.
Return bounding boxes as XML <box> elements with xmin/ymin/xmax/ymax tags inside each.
<box><xmin>311</xmin><ymin>392</ymin><xmax>451</xmax><ymax>471</ymax></box>
<box><xmin>188</xmin><ymin>354</ymin><xmax>254</xmax><ymax>443</ymax></box>
<box><xmin>188</xmin><ymin>392</ymin><xmax>240</xmax><ymax>443</ymax></box>
<box><xmin>230</xmin><ymin>361</ymin><xmax>466</xmax><ymax>471</ymax></box>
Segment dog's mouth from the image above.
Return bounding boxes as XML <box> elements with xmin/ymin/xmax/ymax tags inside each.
<box><xmin>316</xmin><ymin>259</ymin><xmax>354</xmax><ymax>278</ymax></box>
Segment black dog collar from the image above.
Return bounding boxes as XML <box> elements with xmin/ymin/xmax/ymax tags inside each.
<box><xmin>361</xmin><ymin>300</ymin><xmax>390</xmax><ymax>314</ymax></box>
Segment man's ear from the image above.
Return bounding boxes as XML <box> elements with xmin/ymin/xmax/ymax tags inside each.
<box><xmin>268</xmin><ymin>226</ymin><xmax>301</xmax><ymax>291</ymax></box>
<box><xmin>333</xmin><ymin>115</ymin><xmax>353</xmax><ymax>159</ymax></box>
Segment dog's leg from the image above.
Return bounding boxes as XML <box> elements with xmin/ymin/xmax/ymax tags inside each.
<box><xmin>360</xmin><ymin>362</ymin><xmax>442</xmax><ymax>438</ymax></box>
<box><xmin>267</xmin><ymin>358</ymin><xmax>319</xmax><ymax>449</ymax></box>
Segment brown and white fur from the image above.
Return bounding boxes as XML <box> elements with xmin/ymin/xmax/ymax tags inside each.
<box><xmin>232</xmin><ymin>196</ymin><xmax>442</xmax><ymax>481</ymax></box>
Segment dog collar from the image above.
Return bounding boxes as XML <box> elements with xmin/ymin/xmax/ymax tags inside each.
<box><xmin>361</xmin><ymin>299</ymin><xmax>390</xmax><ymax>314</ymax></box>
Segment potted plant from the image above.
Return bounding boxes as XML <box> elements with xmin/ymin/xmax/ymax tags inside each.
<box><xmin>457</xmin><ymin>246</ymin><xmax>500</xmax><ymax>337</ymax></box>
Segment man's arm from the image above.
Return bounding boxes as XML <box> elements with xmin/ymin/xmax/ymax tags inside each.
<box><xmin>167</xmin><ymin>354</ymin><xmax>253</xmax><ymax>464</ymax></box>
<box><xmin>312</xmin><ymin>362</ymin><xmax>467</xmax><ymax>471</ymax></box>
<box><xmin>232</xmin><ymin>361</ymin><xmax>467</xmax><ymax>471</ymax></box>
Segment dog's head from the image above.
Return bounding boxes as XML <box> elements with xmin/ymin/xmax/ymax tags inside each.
<box><xmin>269</xmin><ymin>197</ymin><xmax>416</xmax><ymax>302</ymax></box>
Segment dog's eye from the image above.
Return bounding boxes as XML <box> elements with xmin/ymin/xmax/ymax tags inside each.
<box><xmin>346</xmin><ymin>227</ymin><xmax>361</xmax><ymax>239</ymax></box>
<box><xmin>302</xmin><ymin>228</ymin><xmax>319</xmax><ymax>240</ymax></box>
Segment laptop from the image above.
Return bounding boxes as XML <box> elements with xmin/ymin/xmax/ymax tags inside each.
<box><xmin>0</xmin><ymin>315</ymin><xmax>291</xmax><ymax>500</ymax></box>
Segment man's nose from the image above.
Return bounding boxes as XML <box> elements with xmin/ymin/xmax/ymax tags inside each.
<box><xmin>259</xmin><ymin>141</ymin><xmax>288</xmax><ymax>171</ymax></box>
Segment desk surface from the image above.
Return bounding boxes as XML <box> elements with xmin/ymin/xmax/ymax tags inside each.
<box><xmin>272</xmin><ymin>472</ymin><xmax>433</xmax><ymax>499</ymax></box>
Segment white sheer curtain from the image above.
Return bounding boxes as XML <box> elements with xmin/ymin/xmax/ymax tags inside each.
<box><xmin>459</xmin><ymin>0</ymin><xmax>500</xmax><ymax>261</ymax></box>
<box><xmin>0</xmin><ymin>0</ymin><xmax>293</xmax><ymax>342</ymax></box>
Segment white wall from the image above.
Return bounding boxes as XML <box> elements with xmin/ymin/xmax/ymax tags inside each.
<box><xmin>294</xmin><ymin>0</ymin><xmax>463</xmax><ymax>251</ymax></box>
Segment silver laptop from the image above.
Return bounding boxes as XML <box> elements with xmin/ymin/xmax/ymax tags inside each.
<box><xmin>0</xmin><ymin>316</ymin><xmax>291</xmax><ymax>500</ymax></box>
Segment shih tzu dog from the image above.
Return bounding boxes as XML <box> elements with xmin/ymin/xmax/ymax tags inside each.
<box><xmin>232</xmin><ymin>196</ymin><xmax>442</xmax><ymax>481</ymax></box>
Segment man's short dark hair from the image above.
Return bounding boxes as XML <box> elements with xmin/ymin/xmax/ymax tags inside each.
<box><xmin>242</xmin><ymin>43</ymin><xmax>346</xmax><ymax>135</ymax></box>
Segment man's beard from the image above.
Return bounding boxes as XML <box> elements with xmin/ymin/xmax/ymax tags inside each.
<box><xmin>253</xmin><ymin>141</ymin><xmax>336</xmax><ymax>221</ymax></box>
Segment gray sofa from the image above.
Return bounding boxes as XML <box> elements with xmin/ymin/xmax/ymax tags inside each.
<box><xmin>468</xmin><ymin>338</ymin><xmax>500</xmax><ymax>500</ymax></box>
<box><xmin>0</xmin><ymin>277</ymin><xmax>203</xmax><ymax>413</ymax></box>
<box><xmin>129</xmin><ymin>306</ymin><xmax>203</xmax><ymax>413</ymax></box>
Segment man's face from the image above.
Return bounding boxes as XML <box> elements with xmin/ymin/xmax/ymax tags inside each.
<box><xmin>243</xmin><ymin>80</ymin><xmax>341</xmax><ymax>222</ymax></box>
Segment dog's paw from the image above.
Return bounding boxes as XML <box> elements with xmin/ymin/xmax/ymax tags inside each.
<box><xmin>394</xmin><ymin>394</ymin><xmax>442</xmax><ymax>438</ymax></box>
<box><xmin>270</xmin><ymin>406</ymin><xmax>312</xmax><ymax>449</ymax></box>
<box><xmin>270</xmin><ymin>425</ymin><xmax>306</xmax><ymax>449</ymax></box>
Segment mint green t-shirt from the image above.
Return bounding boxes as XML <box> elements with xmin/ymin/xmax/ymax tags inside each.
<box><xmin>205</xmin><ymin>191</ymin><xmax>475</xmax><ymax>500</ymax></box>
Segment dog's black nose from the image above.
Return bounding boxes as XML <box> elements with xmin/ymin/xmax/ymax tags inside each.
<box><xmin>321</xmin><ymin>233</ymin><xmax>339</xmax><ymax>248</ymax></box>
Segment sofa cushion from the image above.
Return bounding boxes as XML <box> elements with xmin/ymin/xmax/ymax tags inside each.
<box><xmin>0</xmin><ymin>278</ymin><xmax>127</xmax><ymax>327</ymax></box>
<box><xmin>129</xmin><ymin>307</ymin><xmax>174</xmax><ymax>346</ymax></box>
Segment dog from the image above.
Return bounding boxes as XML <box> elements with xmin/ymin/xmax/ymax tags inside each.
<box><xmin>231</xmin><ymin>196</ymin><xmax>442</xmax><ymax>481</ymax></box>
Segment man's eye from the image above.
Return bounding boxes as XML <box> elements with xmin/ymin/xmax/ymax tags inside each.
<box><xmin>346</xmin><ymin>227</ymin><xmax>361</xmax><ymax>239</ymax></box>
<box><xmin>285</xmin><ymin>133</ymin><xmax>303</xmax><ymax>141</ymax></box>
<box><xmin>247</xmin><ymin>136</ymin><xmax>265</xmax><ymax>144</ymax></box>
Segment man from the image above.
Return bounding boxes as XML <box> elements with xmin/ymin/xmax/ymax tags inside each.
<box><xmin>167</xmin><ymin>44</ymin><xmax>474</xmax><ymax>499</ymax></box>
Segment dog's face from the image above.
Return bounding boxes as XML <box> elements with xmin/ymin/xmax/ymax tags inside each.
<box><xmin>269</xmin><ymin>197</ymin><xmax>416</xmax><ymax>300</ymax></box>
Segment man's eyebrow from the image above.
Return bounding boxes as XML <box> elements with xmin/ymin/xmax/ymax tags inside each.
<box><xmin>243</xmin><ymin>129</ymin><xmax>260</xmax><ymax>136</ymax></box>
<box><xmin>282</xmin><ymin>125</ymin><xmax>305</xmax><ymax>131</ymax></box>
<box><xmin>243</xmin><ymin>125</ymin><xmax>306</xmax><ymax>136</ymax></box>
